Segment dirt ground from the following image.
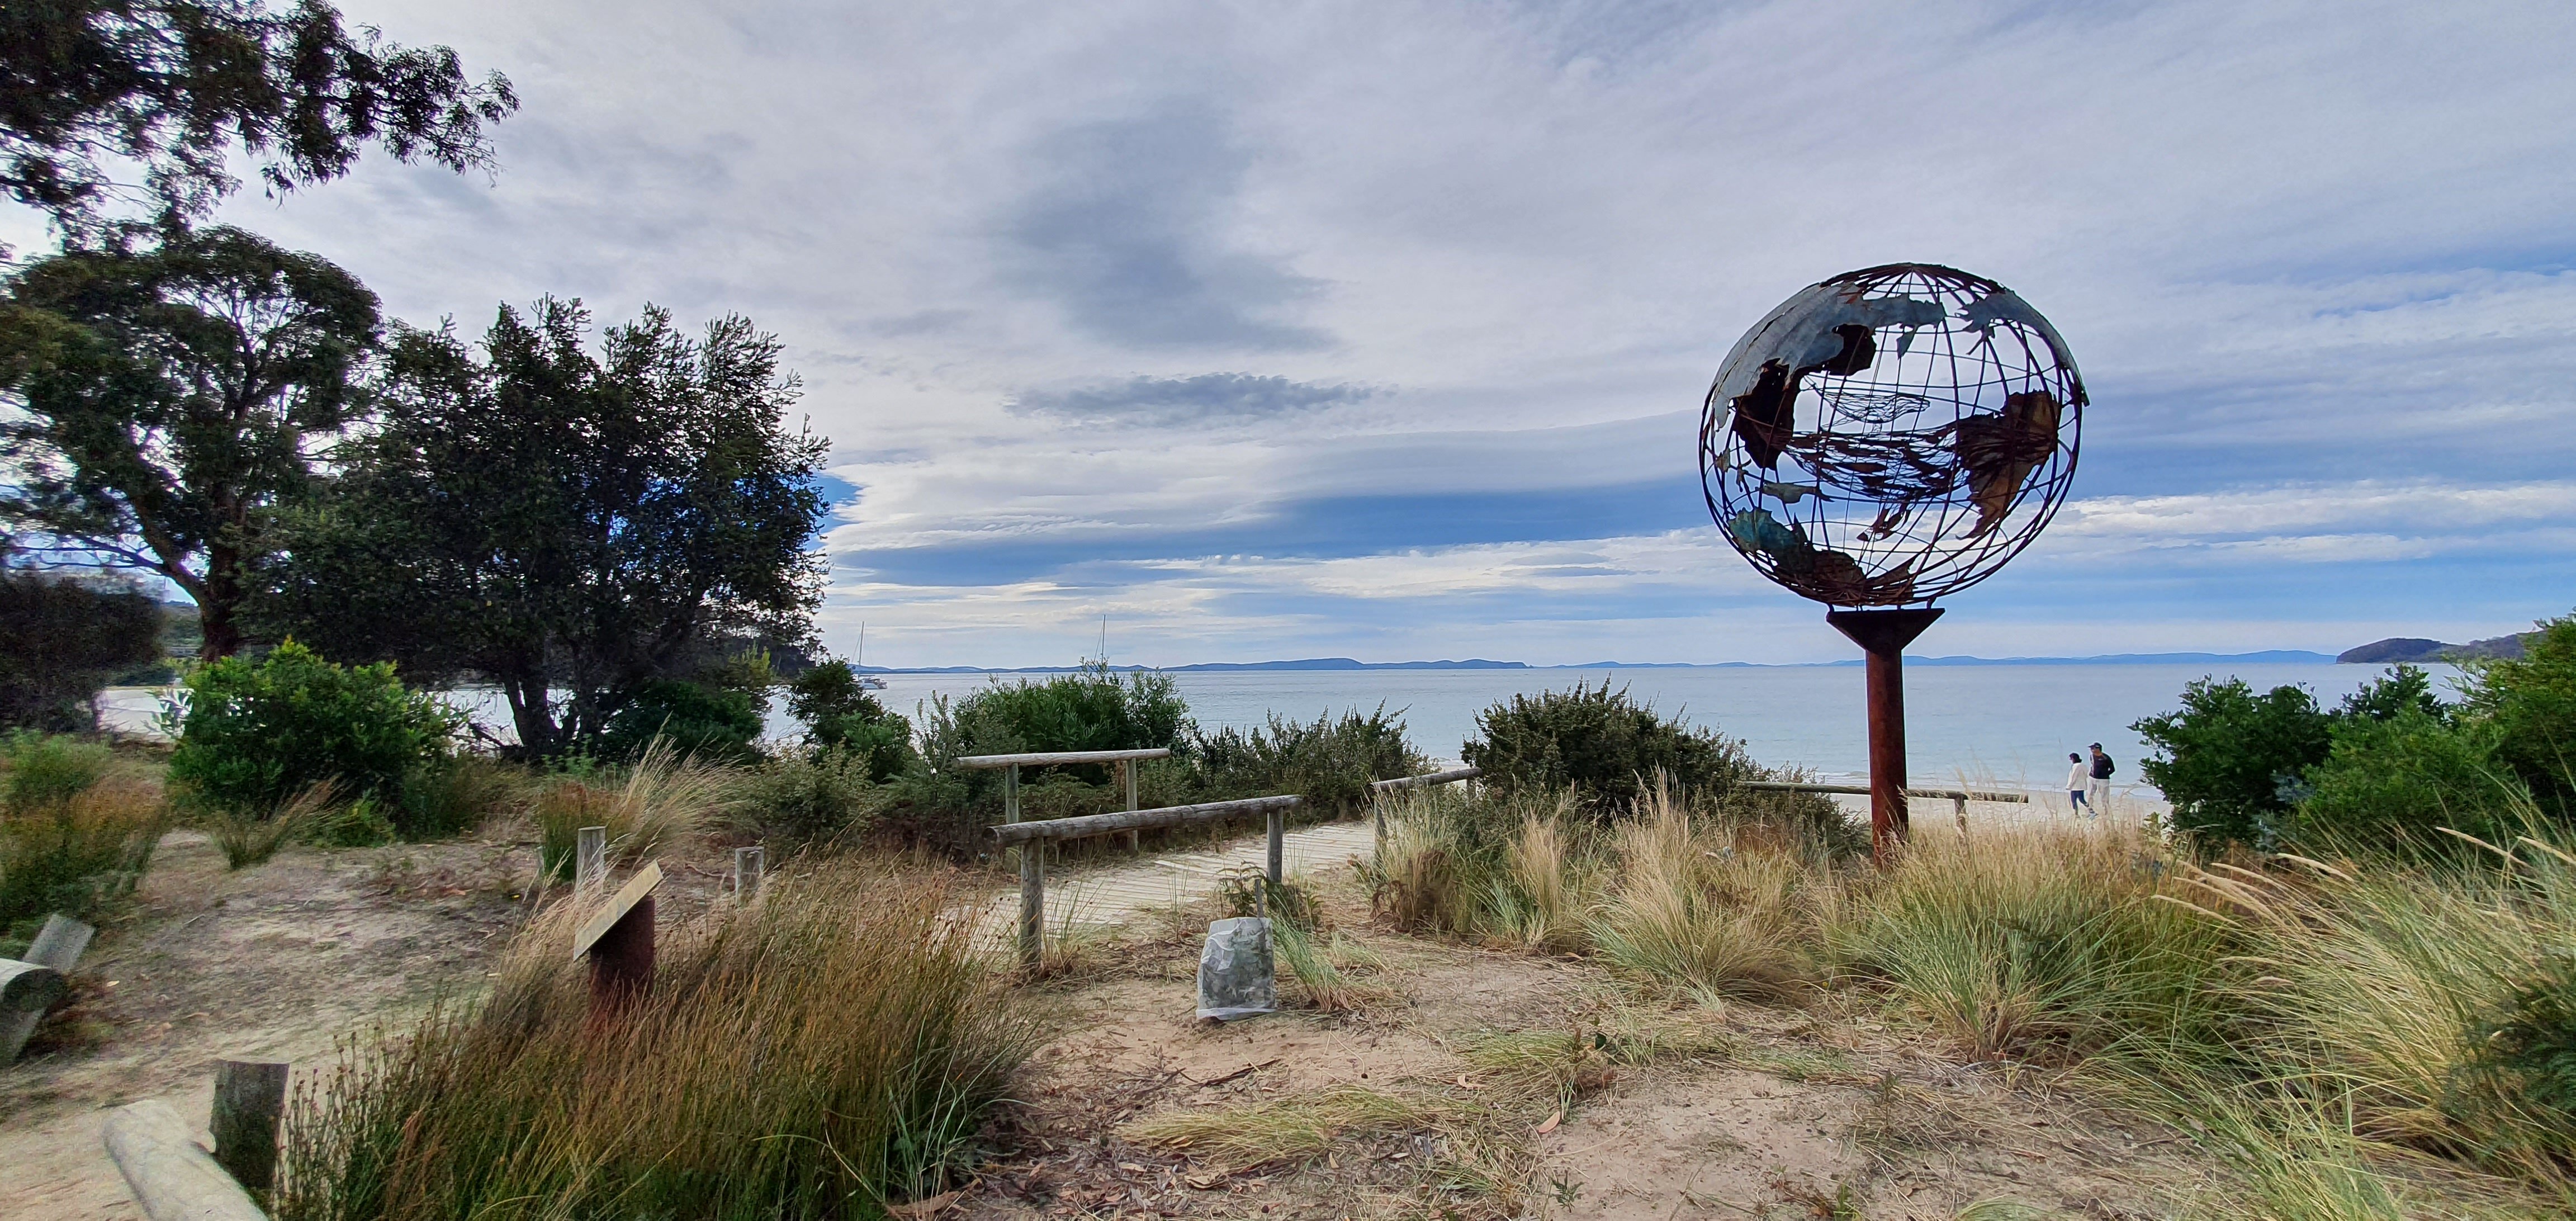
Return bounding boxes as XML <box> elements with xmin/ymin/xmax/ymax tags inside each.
<box><xmin>3</xmin><ymin>825</ymin><xmax>2211</xmax><ymax>1220</ymax></box>
<box><xmin>962</xmin><ymin>877</ymin><xmax>2208</xmax><ymax>1221</ymax></box>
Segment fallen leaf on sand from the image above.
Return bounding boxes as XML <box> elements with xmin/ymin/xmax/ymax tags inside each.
<box><xmin>1535</xmin><ymin>1109</ymin><xmax>1562</xmax><ymax>1135</ymax></box>
<box><xmin>886</xmin><ymin>1190</ymin><xmax>961</xmax><ymax>1217</ymax></box>
<box><xmin>1454</xmin><ymin>1075</ymin><xmax>1481</xmax><ymax>1090</ymax></box>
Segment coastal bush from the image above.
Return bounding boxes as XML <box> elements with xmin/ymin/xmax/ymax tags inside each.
<box><xmin>2136</xmin><ymin>666</ymin><xmax>2457</xmax><ymax>851</ymax></box>
<box><xmin>390</xmin><ymin>754</ymin><xmax>529</xmax><ymax>841</ymax></box>
<box><xmin>1461</xmin><ymin>680</ymin><xmax>1765</xmax><ymax>818</ymax></box>
<box><xmin>595</xmin><ymin>678</ymin><xmax>765</xmax><ymax>764</ymax></box>
<box><xmin>164</xmin><ymin>641</ymin><xmax>461</xmax><ymax>816</ymax></box>
<box><xmin>2133</xmin><ymin>678</ymin><xmax>2333</xmax><ymax>850</ymax></box>
<box><xmin>927</xmin><ymin>663</ymin><xmax>1191</xmax><ymax>766</ymax></box>
<box><xmin>741</xmin><ymin>746</ymin><xmax>879</xmax><ymax>844</ymax></box>
<box><xmin>2</xmin><ymin>732</ymin><xmax>112</xmax><ymax>813</ymax></box>
<box><xmin>278</xmin><ymin>865</ymin><xmax>1034</xmax><ymax>1220</ymax></box>
<box><xmin>0</xmin><ymin>565</ymin><xmax>164</xmax><ymax>732</ymax></box>
<box><xmin>2465</xmin><ymin>610</ymin><xmax>2576</xmax><ymax>822</ymax></box>
<box><xmin>2289</xmin><ymin>708</ymin><xmax>2526</xmax><ymax>849</ymax></box>
<box><xmin>787</xmin><ymin>661</ymin><xmax>916</xmax><ymax>782</ymax></box>
<box><xmin>1195</xmin><ymin>704</ymin><xmax>1424</xmax><ymax>812</ymax></box>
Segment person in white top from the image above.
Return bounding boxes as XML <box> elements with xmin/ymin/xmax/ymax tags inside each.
<box><xmin>2066</xmin><ymin>752</ymin><xmax>2094</xmax><ymax>816</ymax></box>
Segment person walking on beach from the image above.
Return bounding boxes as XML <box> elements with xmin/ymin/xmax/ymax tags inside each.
<box><xmin>2066</xmin><ymin>752</ymin><xmax>2094</xmax><ymax>816</ymax></box>
<box><xmin>2087</xmin><ymin>743</ymin><xmax>2115</xmax><ymax>812</ymax></box>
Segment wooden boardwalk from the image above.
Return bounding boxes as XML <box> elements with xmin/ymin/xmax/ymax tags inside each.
<box><xmin>973</xmin><ymin>820</ymin><xmax>1377</xmax><ymax>946</ymax></box>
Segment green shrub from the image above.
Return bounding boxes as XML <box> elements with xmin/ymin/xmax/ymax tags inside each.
<box><xmin>391</xmin><ymin>755</ymin><xmax>527</xmax><ymax>841</ymax></box>
<box><xmin>2466</xmin><ymin>611</ymin><xmax>2576</xmax><ymax>822</ymax></box>
<box><xmin>165</xmin><ymin>641</ymin><xmax>462</xmax><ymax>815</ymax></box>
<box><xmin>785</xmin><ymin>661</ymin><xmax>916</xmax><ymax>783</ymax></box>
<box><xmin>595</xmin><ymin>679</ymin><xmax>764</xmax><ymax>764</ymax></box>
<box><xmin>1196</xmin><ymin>704</ymin><xmax>1424</xmax><ymax>812</ymax></box>
<box><xmin>2</xmin><ymin>731</ymin><xmax>112</xmax><ymax>813</ymax></box>
<box><xmin>2134</xmin><ymin>678</ymin><xmax>2332</xmax><ymax>849</ymax></box>
<box><xmin>1461</xmin><ymin>680</ymin><xmax>1765</xmax><ymax>818</ymax></box>
<box><xmin>742</xmin><ymin>747</ymin><xmax>879</xmax><ymax>844</ymax></box>
<box><xmin>2290</xmin><ymin>709</ymin><xmax>2526</xmax><ymax>850</ymax></box>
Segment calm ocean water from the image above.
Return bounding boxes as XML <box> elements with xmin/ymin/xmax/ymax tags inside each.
<box><xmin>101</xmin><ymin>661</ymin><xmax>2455</xmax><ymax>794</ymax></box>
<box><xmin>859</xmin><ymin>662</ymin><xmax>2455</xmax><ymax>791</ymax></box>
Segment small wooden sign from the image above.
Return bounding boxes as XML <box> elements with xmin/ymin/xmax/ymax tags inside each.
<box><xmin>572</xmin><ymin>862</ymin><xmax>661</xmax><ymax>959</ymax></box>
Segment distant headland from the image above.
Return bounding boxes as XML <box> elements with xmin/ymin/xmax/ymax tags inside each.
<box><xmin>2336</xmin><ymin>634</ymin><xmax>2531</xmax><ymax>664</ymax></box>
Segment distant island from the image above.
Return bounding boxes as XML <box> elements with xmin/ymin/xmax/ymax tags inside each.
<box><xmin>2336</xmin><ymin>633</ymin><xmax>2530</xmax><ymax>664</ymax></box>
<box><xmin>856</xmin><ymin>651</ymin><xmax>2342</xmax><ymax>674</ymax></box>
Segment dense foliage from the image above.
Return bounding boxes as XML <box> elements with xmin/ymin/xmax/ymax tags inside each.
<box><xmin>2467</xmin><ymin>613</ymin><xmax>2576</xmax><ymax>822</ymax></box>
<box><xmin>785</xmin><ymin>660</ymin><xmax>913</xmax><ymax>782</ymax></box>
<box><xmin>257</xmin><ymin>299</ymin><xmax>829</xmax><ymax>754</ymax></box>
<box><xmin>164</xmin><ymin>640</ymin><xmax>459</xmax><ymax>820</ymax></box>
<box><xmin>1462</xmin><ymin>680</ymin><xmax>1767</xmax><ymax>818</ymax></box>
<box><xmin>0</xmin><ymin>564</ymin><xmax>159</xmax><ymax>730</ymax></box>
<box><xmin>0</xmin><ymin>227</ymin><xmax>379</xmax><ymax>657</ymax></box>
<box><xmin>1195</xmin><ymin>705</ymin><xmax>1424</xmax><ymax>812</ymax></box>
<box><xmin>1</xmin><ymin>0</ymin><xmax>514</xmax><ymax>230</ymax></box>
<box><xmin>2138</xmin><ymin>618</ymin><xmax>2576</xmax><ymax>853</ymax></box>
<box><xmin>596</xmin><ymin>679</ymin><xmax>764</xmax><ymax>764</ymax></box>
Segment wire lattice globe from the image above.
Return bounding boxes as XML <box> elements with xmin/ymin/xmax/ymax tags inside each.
<box><xmin>1698</xmin><ymin>264</ymin><xmax>2085</xmax><ymax>607</ymax></box>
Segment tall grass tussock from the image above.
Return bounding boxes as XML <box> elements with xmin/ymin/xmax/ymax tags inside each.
<box><xmin>1</xmin><ymin>733</ymin><xmax>168</xmax><ymax>927</ymax></box>
<box><xmin>280</xmin><ymin>864</ymin><xmax>1035</xmax><ymax>1220</ymax></box>
<box><xmin>534</xmin><ymin>737</ymin><xmax>742</xmax><ymax>879</ymax></box>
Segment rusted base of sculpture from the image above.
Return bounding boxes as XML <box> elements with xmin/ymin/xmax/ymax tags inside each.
<box><xmin>1827</xmin><ymin>607</ymin><xmax>1944</xmax><ymax>865</ymax></box>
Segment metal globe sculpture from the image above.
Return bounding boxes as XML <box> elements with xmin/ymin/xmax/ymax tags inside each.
<box><xmin>1699</xmin><ymin>263</ymin><xmax>2085</xmax><ymax>607</ymax></box>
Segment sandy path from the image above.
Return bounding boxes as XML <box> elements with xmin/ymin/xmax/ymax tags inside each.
<box><xmin>973</xmin><ymin>820</ymin><xmax>1379</xmax><ymax>946</ymax></box>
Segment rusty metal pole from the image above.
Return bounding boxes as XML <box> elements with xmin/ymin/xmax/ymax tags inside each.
<box><xmin>1826</xmin><ymin>607</ymin><xmax>1943</xmax><ymax>867</ymax></box>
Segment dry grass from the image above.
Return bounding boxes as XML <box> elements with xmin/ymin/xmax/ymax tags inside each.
<box><xmin>534</xmin><ymin>737</ymin><xmax>741</xmax><ymax>879</ymax></box>
<box><xmin>207</xmin><ymin>779</ymin><xmax>339</xmax><ymax>869</ymax></box>
<box><xmin>1588</xmin><ymin>783</ymin><xmax>1818</xmax><ymax>1002</ymax></box>
<box><xmin>278</xmin><ymin>862</ymin><xmax>1035</xmax><ymax>1220</ymax></box>
<box><xmin>0</xmin><ymin>772</ymin><xmax>169</xmax><ymax>925</ymax></box>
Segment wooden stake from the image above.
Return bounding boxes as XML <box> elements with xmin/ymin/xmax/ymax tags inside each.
<box><xmin>211</xmin><ymin>1059</ymin><xmax>288</xmax><ymax>1195</ymax></box>
<box><xmin>575</xmin><ymin>825</ymin><xmax>607</xmax><ymax>891</ymax></box>
<box><xmin>1017</xmin><ymin>836</ymin><xmax>1044</xmax><ymax>971</ymax></box>
<box><xmin>1266</xmin><ymin>808</ymin><xmax>1285</xmax><ymax>887</ymax></box>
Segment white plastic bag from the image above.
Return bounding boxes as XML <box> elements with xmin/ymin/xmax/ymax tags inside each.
<box><xmin>1195</xmin><ymin>916</ymin><xmax>1275</xmax><ymax>1021</ymax></box>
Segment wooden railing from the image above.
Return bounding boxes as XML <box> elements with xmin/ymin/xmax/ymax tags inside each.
<box><xmin>988</xmin><ymin>793</ymin><xmax>1301</xmax><ymax>968</ymax></box>
<box><xmin>1730</xmin><ymin>779</ymin><xmax>2028</xmax><ymax>838</ymax></box>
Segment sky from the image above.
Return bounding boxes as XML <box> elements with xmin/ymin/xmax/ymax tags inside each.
<box><xmin>16</xmin><ymin>0</ymin><xmax>2574</xmax><ymax>667</ymax></box>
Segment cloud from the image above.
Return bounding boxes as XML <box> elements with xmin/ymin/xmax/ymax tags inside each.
<box><xmin>1011</xmin><ymin>373</ymin><xmax>1375</xmax><ymax>427</ymax></box>
<box><xmin>126</xmin><ymin>0</ymin><xmax>2576</xmax><ymax>667</ymax></box>
<box><xmin>998</xmin><ymin>101</ymin><xmax>1334</xmax><ymax>352</ymax></box>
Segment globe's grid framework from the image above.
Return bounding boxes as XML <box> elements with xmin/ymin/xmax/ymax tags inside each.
<box><xmin>1698</xmin><ymin>263</ymin><xmax>2086</xmax><ymax>607</ymax></box>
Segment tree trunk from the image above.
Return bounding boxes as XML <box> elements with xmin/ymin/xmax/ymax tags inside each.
<box><xmin>197</xmin><ymin>542</ymin><xmax>244</xmax><ymax>660</ymax></box>
<box><xmin>502</xmin><ymin>674</ymin><xmax>559</xmax><ymax>757</ymax></box>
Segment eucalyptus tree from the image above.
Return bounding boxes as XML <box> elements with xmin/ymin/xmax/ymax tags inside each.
<box><xmin>261</xmin><ymin>298</ymin><xmax>831</xmax><ymax>755</ymax></box>
<box><xmin>2</xmin><ymin>0</ymin><xmax>515</xmax><ymax>233</ymax></box>
<box><xmin>0</xmin><ymin>225</ymin><xmax>378</xmax><ymax>657</ymax></box>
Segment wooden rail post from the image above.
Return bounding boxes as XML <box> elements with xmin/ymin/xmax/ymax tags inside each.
<box><xmin>575</xmin><ymin>825</ymin><xmax>607</xmax><ymax>892</ymax></box>
<box><xmin>1266</xmin><ymin>807</ymin><xmax>1285</xmax><ymax>887</ymax></box>
<box><xmin>1</xmin><ymin>913</ymin><xmax>91</xmax><ymax>1064</ymax></box>
<box><xmin>0</xmin><ymin>959</ymin><xmax>65</xmax><ymax>1064</ymax></box>
<box><xmin>211</xmin><ymin>1059</ymin><xmax>288</xmax><ymax>1195</ymax></box>
<box><xmin>1952</xmin><ymin>794</ymin><xmax>1970</xmax><ymax>843</ymax></box>
<box><xmin>1017</xmin><ymin>836</ymin><xmax>1044</xmax><ymax>971</ymax></box>
<box><xmin>731</xmin><ymin>846</ymin><xmax>765</xmax><ymax>899</ymax></box>
<box><xmin>575</xmin><ymin>863</ymin><xmax>662</xmax><ymax>1015</ymax></box>
<box><xmin>1123</xmin><ymin>759</ymin><xmax>1140</xmax><ymax>851</ymax></box>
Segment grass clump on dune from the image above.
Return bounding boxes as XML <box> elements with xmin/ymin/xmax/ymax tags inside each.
<box><xmin>534</xmin><ymin>736</ymin><xmax>742</xmax><ymax>880</ymax></box>
<box><xmin>278</xmin><ymin>865</ymin><xmax>1034</xmax><ymax>1220</ymax></box>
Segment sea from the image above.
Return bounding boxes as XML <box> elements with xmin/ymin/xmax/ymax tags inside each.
<box><xmin>98</xmin><ymin>660</ymin><xmax>2455</xmax><ymax>795</ymax></box>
